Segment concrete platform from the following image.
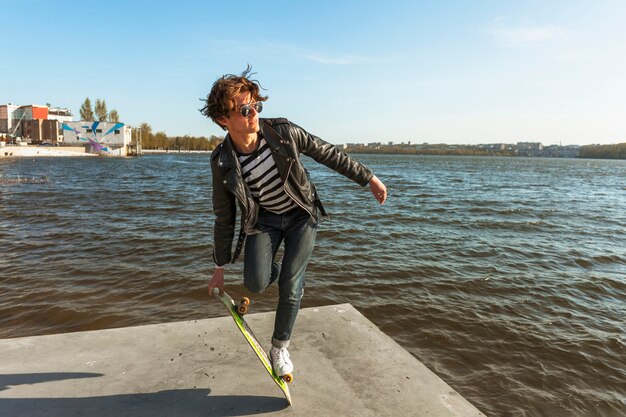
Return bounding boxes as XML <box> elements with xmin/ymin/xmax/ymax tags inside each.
<box><xmin>0</xmin><ymin>304</ymin><xmax>486</xmax><ymax>416</ymax></box>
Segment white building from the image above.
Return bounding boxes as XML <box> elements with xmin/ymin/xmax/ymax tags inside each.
<box><xmin>0</xmin><ymin>104</ymin><xmax>20</xmax><ymax>136</ymax></box>
<box><xmin>47</xmin><ymin>107</ymin><xmax>73</xmax><ymax>124</ymax></box>
<box><xmin>62</xmin><ymin>121</ymin><xmax>132</xmax><ymax>156</ymax></box>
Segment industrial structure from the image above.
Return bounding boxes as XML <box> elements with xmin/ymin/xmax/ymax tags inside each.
<box><xmin>0</xmin><ymin>103</ymin><xmax>72</xmax><ymax>145</ymax></box>
<box><xmin>1</xmin><ymin>103</ymin><xmax>141</xmax><ymax>156</ymax></box>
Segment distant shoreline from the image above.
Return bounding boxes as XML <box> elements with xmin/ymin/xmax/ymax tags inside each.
<box><xmin>3</xmin><ymin>146</ymin><xmax>622</xmax><ymax>160</ymax></box>
<box><xmin>142</xmin><ymin>149</ymin><xmax>211</xmax><ymax>154</ymax></box>
<box><xmin>1</xmin><ymin>146</ymin><xmax>94</xmax><ymax>158</ymax></box>
<box><xmin>0</xmin><ymin>146</ymin><xmax>212</xmax><ymax>158</ymax></box>
<box><xmin>343</xmin><ymin>143</ymin><xmax>626</xmax><ymax>159</ymax></box>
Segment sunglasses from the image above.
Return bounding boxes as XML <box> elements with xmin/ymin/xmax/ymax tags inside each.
<box><xmin>237</xmin><ymin>101</ymin><xmax>263</xmax><ymax>117</ymax></box>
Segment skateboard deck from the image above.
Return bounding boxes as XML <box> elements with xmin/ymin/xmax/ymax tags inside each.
<box><xmin>213</xmin><ymin>289</ymin><xmax>292</xmax><ymax>406</ymax></box>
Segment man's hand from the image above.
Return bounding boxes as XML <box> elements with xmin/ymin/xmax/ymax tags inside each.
<box><xmin>208</xmin><ymin>267</ymin><xmax>225</xmax><ymax>296</ymax></box>
<box><xmin>369</xmin><ymin>175</ymin><xmax>387</xmax><ymax>204</ymax></box>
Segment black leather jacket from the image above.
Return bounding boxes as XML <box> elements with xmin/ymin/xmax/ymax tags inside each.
<box><xmin>211</xmin><ymin>118</ymin><xmax>373</xmax><ymax>266</ymax></box>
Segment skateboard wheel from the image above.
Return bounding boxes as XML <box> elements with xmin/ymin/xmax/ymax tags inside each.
<box><xmin>282</xmin><ymin>373</ymin><xmax>293</xmax><ymax>384</ymax></box>
<box><xmin>237</xmin><ymin>297</ymin><xmax>250</xmax><ymax>315</ymax></box>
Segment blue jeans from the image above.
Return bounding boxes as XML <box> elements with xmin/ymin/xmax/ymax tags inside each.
<box><xmin>243</xmin><ymin>207</ymin><xmax>317</xmax><ymax>347</ymax></box>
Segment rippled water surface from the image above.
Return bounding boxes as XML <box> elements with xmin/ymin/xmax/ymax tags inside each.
<box><xmin>1</xmin><ymin>154</ymin><xmax>625</xmax><ymax>416</ymax></box>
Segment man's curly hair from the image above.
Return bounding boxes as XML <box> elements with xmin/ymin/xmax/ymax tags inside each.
<box><xmin>200</xmin><ymin>65</ymin><xmax>268</xmax><ymax>130</ymax></box>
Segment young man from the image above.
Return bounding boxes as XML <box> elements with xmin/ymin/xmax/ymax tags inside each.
<box><xmin>201</xmin><ymin>67</ymin><xmax>387</xmax><ymax>377</ymax></box>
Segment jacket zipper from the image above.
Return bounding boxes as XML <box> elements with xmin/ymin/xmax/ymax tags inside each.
<box><xmin>284</xmin><ymin>159</ymin><xmax>315</xmax><ymax>219</ymax></box>
<box><xmin>225</xmin><ymin>164</ymin><xmax>257</xmax><ymax>232</ymax></box>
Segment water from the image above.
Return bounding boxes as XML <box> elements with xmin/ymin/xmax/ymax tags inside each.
<box><xmin>1</xmin><ymin>153</ymin><xmax>625</xmax><ymax>417</ymax></box>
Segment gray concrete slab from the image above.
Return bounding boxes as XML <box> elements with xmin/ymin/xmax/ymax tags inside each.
<box><xmin>0</xmin><ymin>304</ymin><xmax>487</xmax><ymax>416</ymax></box>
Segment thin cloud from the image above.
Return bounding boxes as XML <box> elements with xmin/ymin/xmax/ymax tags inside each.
<box><xmin>485</xmin><ymin>19</ymin><xmax>567</xmax><ymax>47</ymax></box>
<box><xmin>554</xmin><ymin>50</ymin><xmax>587</xmax><ymax>62</ymax></box>
<box><xmin>206</xmin><ymin>38</ymin><xmax>378</xmax><ymax>66</ymax></box>
<box><xmin>300</xmin><ymin>53</ymin><xmax>372</xmax><ymax>65</ymax></box>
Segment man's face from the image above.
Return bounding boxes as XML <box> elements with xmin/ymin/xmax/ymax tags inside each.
<box><xmin>219</xmin><ymin>91</ymin><xmax>261</xmax><ymax>137</ymax></box>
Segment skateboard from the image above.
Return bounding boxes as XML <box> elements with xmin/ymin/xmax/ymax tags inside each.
<box><xmin>212</xmin><ymin>289</ymin><xmax>293</xmax><ymax>405</ymax></box>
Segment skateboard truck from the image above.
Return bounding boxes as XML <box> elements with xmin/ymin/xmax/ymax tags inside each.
<box><xmin>237</xmin><ymin>297</ymin><xmax>250</xmax><ymax>315</ymax></box>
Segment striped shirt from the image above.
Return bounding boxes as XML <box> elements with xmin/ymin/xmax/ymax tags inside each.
<box><xmin>238</xmin><ymin>137</ymin><xmax>297</xmax><ymax>214</ymax></box>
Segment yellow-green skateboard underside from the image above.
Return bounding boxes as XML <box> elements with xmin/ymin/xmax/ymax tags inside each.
<box><xmin>213</xmin><ymin>289</ymin><xmax>292</xmax><ymax>406</ymax></box>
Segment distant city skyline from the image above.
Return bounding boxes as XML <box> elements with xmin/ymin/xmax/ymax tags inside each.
<box><xmin>2</xmin><ymin>0</ymin><xmax>625</xmax><ymax>146</ymax></box>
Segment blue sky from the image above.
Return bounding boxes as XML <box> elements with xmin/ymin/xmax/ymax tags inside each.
<box><xmin>2</xmin><ymin>0</ymin><xmax>625</xmax><ymax>145</ymax></box>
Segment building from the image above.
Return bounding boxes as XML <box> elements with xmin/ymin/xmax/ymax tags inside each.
<box><xmin>61</xmin><ymin>121</ymin><xmax>134</xmax><ymax>156</ymax></box>
<box><xmin>48</xmin><ymin>107</ymin><xmax>73</xmax><ymax>123</ymax></box>
<box><xmin>516</xmin><ymin>141</ymin><xmax>544</xmax><ymax>157</ymax></box>
<box><xmin>22</xmin><ymin>119</ymin><xmax>61</xmax><ymax>143</ymax></box>
<box><xmin>0</xmin><ymin>104</ymin><xmax>22</xmax><ymax>138</ymax></box>
<box><xmin>0</xmin><ymin>103</ymin><xmax>72</xmax><ymax>144</ymax></box>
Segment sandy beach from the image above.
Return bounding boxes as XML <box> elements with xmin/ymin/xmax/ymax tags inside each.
<box><xmin>0</xmin><ymin>145</ymin><xmax>94</xmax><ymax>158</ymax></box>
<box><xmin>142</xmin><ymin>149</ymin><xmax>211</xmax><ymax>154</ymax></box>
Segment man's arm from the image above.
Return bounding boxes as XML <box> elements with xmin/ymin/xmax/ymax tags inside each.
<box><xmin>289</xmin><ymin>122</ymin><xmax>387</xmax><ymax>203</ymax></box>
<box><xmin>209</xmin><ymin>150</ymin><xmax>236</xmax><ymax>294</ymax></box>
<box><xmin>368</xmin><ymin>175</ymin><xmax>387</xmax><ymax>204</ymax></box>
<box><xmin>211</xmin><ymin>153</ymin><xmax>236</xmax><ymax>264</ymax></box>
<box><xmin>289</xmin><ymin>122</ymin><xmax>372</xmax><ymax>185</ymax></box>
<box><xmin>207</xmin><ymin>266</ymin><xmax>225</xmax><ymax>296</ymax></box>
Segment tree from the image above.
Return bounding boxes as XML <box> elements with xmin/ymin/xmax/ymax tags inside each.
<box><xmin>209</xmin><ymin>135</ymin><xmax>223</xmax><ymax>150</ymax></box>
<box><xmin>132</xmin><ymin>122</ymin><xmax>224</xmax><ymax>150</ymax></box>
<box><xmin>154</xmin><ymin>131</ymin><xmax>169</xmax><ymax>149</ymax></box>
<box><xmin>95</xmin><ymin>99</ymin><xmax>108</xmax><ymax>121</ymax></box>
<box><xmin>579</xmin><ymin>143</ymin><xmax>626</xmax><ymax>159</ymax></box>
<box><xmin>138</xmin><ymin>122</ymin><xmax>154</xmax><ymax>148</ymax></box>
<box><xmin>109</xmin><ymin>109</ymin><xmax>120</xmax><ymax>122</ymax></box>
<box><xmin>79</xmin><ymin>97</ymin><xmax>94</xmax><ymax>121</ymax></box>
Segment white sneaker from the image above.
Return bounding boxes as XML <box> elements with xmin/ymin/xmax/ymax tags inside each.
<box><xmin>269</xmin><ymin>346</ymin><xmax>293</xmax><ymax>376</ymax></box>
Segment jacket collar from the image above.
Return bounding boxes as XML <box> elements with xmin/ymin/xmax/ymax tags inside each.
<box><xmin>216</xmin><ymin>134</ymin><xmax>237</xmax><ymax>168</ymax></box>
<box><xmin>260</xmin><ymin>119</ymin><xmax>290</xmax><ymax>158</ymax></box>
<box><xmin>217</xmin><ymin>119</ymin><xmax>288</xmax><ymax>168</ymax></box>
